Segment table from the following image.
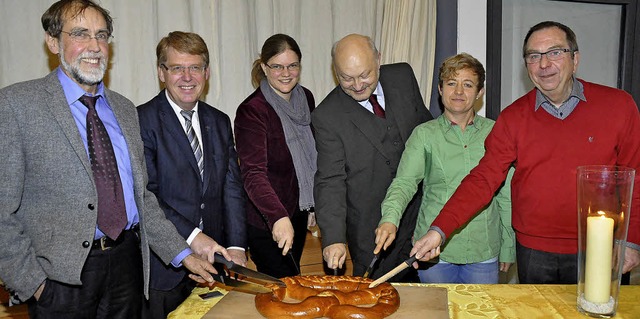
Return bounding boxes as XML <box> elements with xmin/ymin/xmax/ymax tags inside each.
<box><xmin>170</xmin><ymin>283</ymin><xmax>640</xmax><ymax>318</ymax></box>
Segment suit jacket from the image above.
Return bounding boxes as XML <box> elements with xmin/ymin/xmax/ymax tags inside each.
<box><xmin>0</xmin><ymin>70</ymin><xmax>189</xmax><ymax>301</ymax></box>
<box><xmin>234</xmin><ymin>87</ymin><xmax>315</xmax><ymax>231</ymax></box>
<box><xmin>312</xmin><ymin>63</ymin><xmax>433</xmax><ymax>279</ymax></box>
<box><xmin>138</xmin><ymin>91</ymin><xmax>246</xmax><ymax>290</ymax></box>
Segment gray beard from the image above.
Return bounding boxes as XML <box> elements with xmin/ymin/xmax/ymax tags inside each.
<box><xmin>59</xmin><ymin>48</ymin><xmax>106</xmax><ymax>86</ymax></box>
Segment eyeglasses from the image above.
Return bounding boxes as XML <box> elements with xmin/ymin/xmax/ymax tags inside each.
<box><xmin>160</xmin><ymin>64</ymin><xmax>207</xmax><ymax>75</ymax></box>
<box><xmin>60</xmin><ymin>30</ymin><xmax>113</xmax><ymax>44</ymax></box>
<box><xmin>524</xmin><ymin>48</ymin><xmax>573</xmax><ymax>64</ymax></box>
<box><xmin>266</xmin><ymin>62</ymin><xmax>300</xmax><ymax>73</ymax></box>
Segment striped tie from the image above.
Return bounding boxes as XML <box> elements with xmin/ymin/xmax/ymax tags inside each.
<box><xmin>180</xmin><ymin>110</ymin><xmax>204</xmax><ymax>180</ymax></box>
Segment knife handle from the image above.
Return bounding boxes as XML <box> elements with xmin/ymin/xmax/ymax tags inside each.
<box><xmin>211</xmin><ymin>272</ymin><xmax>226</xmax><ymax>285</ymax></box>
<box><xmin>404</xmin><ymin>256</ymin><xmax>418</xmax><ymax>267</ymax></box>
<box><xmin>214</xmin><ymin>253</ymin><xmax>234</xmax><ymax>268</ymax></box>
<box><xmin>363</xmin><ymin>253</ymin><xmax>380</xmax><ymax>279</ymax></box>
<box><xmin>368</xmin><ymin>255</ymin><xmax>418</xmax><ymax>288</ymax></box>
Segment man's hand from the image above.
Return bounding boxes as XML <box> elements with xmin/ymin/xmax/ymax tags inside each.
<box><xmin>410</xmin><ymin>230</ymin><xmax>442</xmax><ymax>266</ymax></box>
<box><xmin>307</xmin><ymin>212</ymin><xmax>317</xmax><ymax>228</ymax></box>
<box><xmin>374</xmin><ymin>222</ymin><xmax>398</xmax><ymax>254</ymax></box>
<box><xmin>190</xmin><ymin>232</ymin><xmax>231</xmax><ymax>263</ymax></box>
<box><xmin>228</xmin><ymin>248</ymin><xmax>247</xmax><ymax>267</ymax></box>
<box><xmin>500</xmin><ymin>262</ymin><xmax>513</xmax><ymax>273</ymax></box>
<box><xmin>323</xmin><ymin>243</ymin><xmax>347</xmax><ymax>269</ymax></box>
<box><xmin>33</xmin><ymin>282</ymin><xmax>45</xmax><ymax>301</ymax></box>
<box><xmin>622</xmin><ymin>247</ymin><xmax>640</xmax><ymax>273</ymax></box>
<box><xmin>272</xmin><ymin>217</ymin><xmax>295</xmax><ymax>255</ymax></box>
<box><xmin>183</xmin><ymin>254</ymin><xmax>217</xmax><ymax>284</ymax></box>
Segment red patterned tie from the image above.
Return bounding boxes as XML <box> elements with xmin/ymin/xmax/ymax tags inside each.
<box><xmin>369</xmin><ymin>94</ymin><xmax>385</xmax><ymax>118</ymax></box>
<box><xmin>80</xmin><ymin>95</ymin><xmax>127</xmax><ymax>240</ymax></box>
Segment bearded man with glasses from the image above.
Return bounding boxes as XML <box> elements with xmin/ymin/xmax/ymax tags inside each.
<box><xmin>412</xmin><ymin>21</ymin><xmax>640</xmax><ymax>284</ymax></box>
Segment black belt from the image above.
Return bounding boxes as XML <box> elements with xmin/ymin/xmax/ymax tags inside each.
<box><xmin>92</xmin><ymin>225</ymin><xmax>139</xmax><ymax>251</ymax></box>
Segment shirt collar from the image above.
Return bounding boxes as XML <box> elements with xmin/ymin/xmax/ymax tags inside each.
<box><xmin>373</xmin><ymin>82</ymin><xmax>384</xmax><ymax>100</ymax></box>
<box><xmin>357</xmin><ymin>82</ymin><xmax>384</xmax><ymax>108</ymax></box>
<box><xmin>534</xmin><ymin>76</ymin><xmax>586</xmax><ymax>111</ymax></box>
<box><xmin>165</xmin><ymin>89</ymin><xmax>199</xmax><ymax>116</ymax></box>
<box><xmin>438</xmin><ymin>113</ymin><xmax>481</xmax><ymax>133</ymax></box>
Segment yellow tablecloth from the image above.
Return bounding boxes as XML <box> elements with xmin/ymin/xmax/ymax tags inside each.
<box><xmin>170</xmin><ymin>283</ymin><xmax>640</xmax><ymax>318</ymax></box>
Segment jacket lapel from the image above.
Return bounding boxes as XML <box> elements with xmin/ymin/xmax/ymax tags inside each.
<box><xmin>43</xmin><ymin>72</ymin><xmax>94</xmax><ymax>182</ymax></box>
<box><xmin>198</xmin><ymin>106</ymin><xmax>215</xmax><ymax>194</ymax></box>
<box><xmin>339</xmin><ymin>90</ymin><xmax>390</xmax><ymax>161</ymax></box>
<box><xmin>156</xmin><ymin>92</ymin><xmax>202</xmax><ymax>180</ymax></box>
<box><xmin>380</xmin><ymin>85</ymin><xmax>412</xmax><ymax>142</ymax></box>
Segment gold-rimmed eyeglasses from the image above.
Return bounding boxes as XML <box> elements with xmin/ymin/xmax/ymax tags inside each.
<box><xmin>266</xmin><ymin>62</ymin><xmax>300</xmax><ymax>73</ymax></box>
<box><xmin>160</xmin><ymin>64</ymin><xmax>207</xmax><ymax>75</ymax></box>
<box><xmin>60</xmin><ymin>30</ymin><xmax>113</xmax><ymax>44</ymax></box>
<box><xmin>524</xmin><ymin>48</ymin><xmax>573</xmax><ymax>64</ymax></box>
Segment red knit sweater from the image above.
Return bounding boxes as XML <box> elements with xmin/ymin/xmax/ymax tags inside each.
<box><xmin>433</xmin><ymin>80</ymin><xmax>640</xmax><ymax>254</ymax></box>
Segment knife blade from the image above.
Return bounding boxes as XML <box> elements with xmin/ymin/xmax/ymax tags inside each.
<box><xmin>211</xmin><ymin>273</ymin><xmax>273</xmax><ymax>294</ymax></box>
<box><xmin>362</xmin><ymin>253</ymin><xmax>379</xmax><ymax>279</ymax></box>
<box><xmin>288</xmin><ymin>251</ymin><xmax>300</xmax><ymax>275</ymax></box>
<box><xmin>368</xmin><ymin>255</ymin><xmax>417</xmax><ymax>288</ymax></box>
<box><xmin>214</xmin><ymin>254</ymin><xmax>286</xmax><ymax>287</ymax></box>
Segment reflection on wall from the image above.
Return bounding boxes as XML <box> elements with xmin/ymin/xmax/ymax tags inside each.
<box><xmin>501</xmin><ymin>0</ymin><xmax>620</xmax><ymax>110</ymax></box>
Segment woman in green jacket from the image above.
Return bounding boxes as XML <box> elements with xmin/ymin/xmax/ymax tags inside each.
<box><xmin>374</xmin><ymin>53</ymin><xmax>515</xmax><ymax>283</ymax></box>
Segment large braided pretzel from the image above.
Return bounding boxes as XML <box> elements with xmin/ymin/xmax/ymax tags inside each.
<box><xmin>254</xmin><ymin>275</ymin><xmax>400</xmax><ymax>319</ymax></box>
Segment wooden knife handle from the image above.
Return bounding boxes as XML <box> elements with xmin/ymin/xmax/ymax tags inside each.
<box><xmin>368</xmin><ymin>262</ymin><xmax>409</xmax><ymax>288</ymax></box>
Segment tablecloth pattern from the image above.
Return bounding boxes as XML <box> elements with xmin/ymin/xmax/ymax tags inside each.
<box><xmin>169</xmin><ymin>283</ymin><xmax>640</xmax><ymax>318</ymax></box>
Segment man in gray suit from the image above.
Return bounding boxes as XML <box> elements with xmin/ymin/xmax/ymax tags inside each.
<box><xmin>0</xmin><ymin>1</ymin><xmax>227</xmax><ymax>318</ymax></box>
<box><xmin>313</xmin><ymin>34</ymin><xmax>433</xmax><ymax>280</ymax></box>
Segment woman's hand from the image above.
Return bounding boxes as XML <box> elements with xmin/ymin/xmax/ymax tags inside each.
<box><xmin>273</xmin><ymin>217</ymin><xmax>295</xmax><ymax>255</ymax></box>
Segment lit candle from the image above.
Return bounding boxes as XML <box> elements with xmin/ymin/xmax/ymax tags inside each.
<box><xmin>584</xmin><ymin>212</ymin><xmax>614</xmax><ymax>303</ymax></box>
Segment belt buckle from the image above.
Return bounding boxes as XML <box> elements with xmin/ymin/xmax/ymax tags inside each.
<box><xmin>99</xmin><ymin>237</ymin><xmax>111</xmax><ymax>251</ymax></box>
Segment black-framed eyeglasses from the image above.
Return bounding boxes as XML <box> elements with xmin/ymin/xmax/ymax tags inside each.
<box><xmin>524</xmin><ymin>48</ymin><xmax>573</xmax><ymax>64</ymax></box>
<box><xmin>266</xmin><ymin>62</ymin><xmax>300</xmax><ymax>72</ymax></box>
<box><xmin>160</xmin><ymin>64</ymin><xmax>207</xmax><ymax>75</ymax></box>
<box><xmin>60</xmin><ymin>30</ymin><xmax>113</xmax><ymax>44</ymax></box>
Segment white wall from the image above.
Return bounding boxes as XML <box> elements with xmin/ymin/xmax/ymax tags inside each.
<box><xmin>459</xmin><ymin>0</ymin><xmax>622</xmax><ymax>115</ymax></box>
<box><xmin>458</xmin><ymin>0</ymin><xmax>487</xmax><ymax>116</ymax></box>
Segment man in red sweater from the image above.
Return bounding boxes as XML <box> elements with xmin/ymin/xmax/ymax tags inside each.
<box><xmin>411</xmin><ymin>21</ymin><xmax>640</xmax><ymax>284</ymax></box>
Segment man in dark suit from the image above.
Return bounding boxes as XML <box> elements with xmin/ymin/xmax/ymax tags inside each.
<box><xmin>0</xmin><ymin>1</ymin><xmax>225</xmax><ymax>318</ymax></box>
<box><xmin>138</xmin><ymin>31</ymin><xmax>246</xmax><ymax>318</ymax></box>
<box><xmin>312</xmin><ymin>34</ymin><xmax>433</xmax><ymax>280</ymax></box>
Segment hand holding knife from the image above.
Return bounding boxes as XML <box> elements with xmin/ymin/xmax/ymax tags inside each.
<box><xmin>213</xmin><ymin>254</ymin><xmax>285</xmax><ymax>288</ymax></box>
<box><xmin>368</xmin><ymin>222</ymin><xmax>396</xmax><ymax>280</ymax></box>
<box><xmin>368</xmin><ymin>231</ymin><xmax>443</xmax><ymax>288</ymax></box>
<box><xmin>323</xmin><ymin>243</ymin><xmax>347</xmax><ymax>274</ymax></box>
